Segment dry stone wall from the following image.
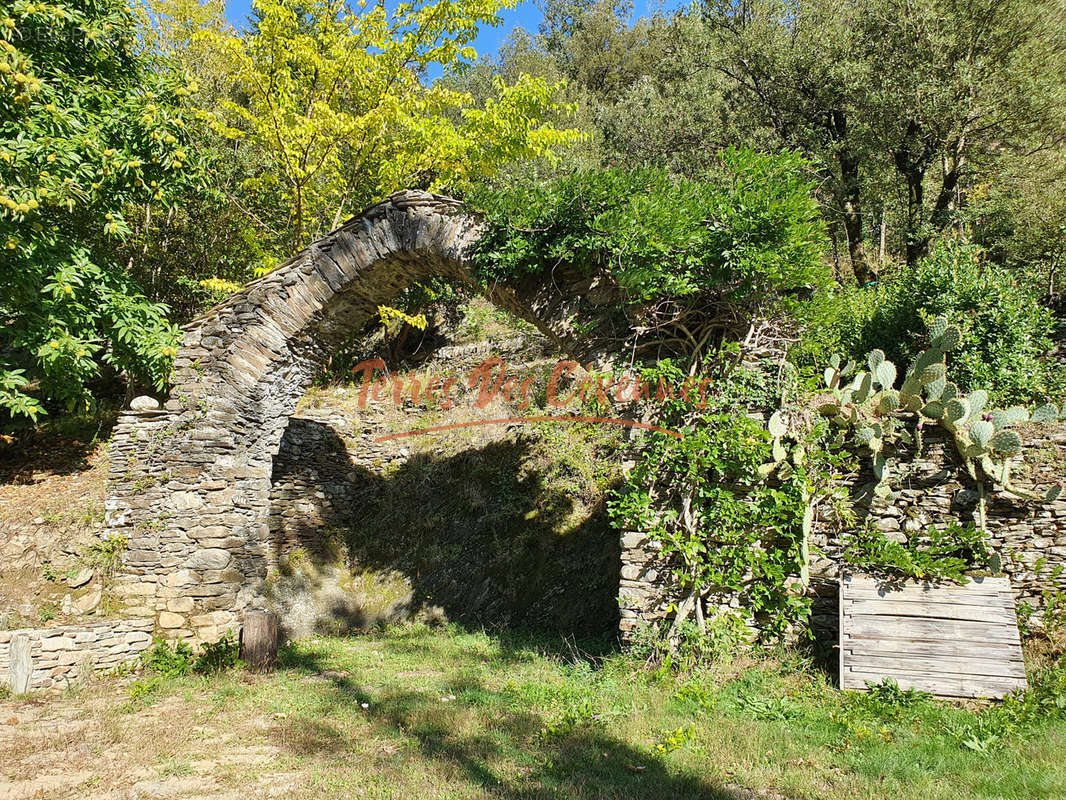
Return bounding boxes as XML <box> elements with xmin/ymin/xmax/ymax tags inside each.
<box><xmin>0</xmin><ymin>618</ymin><xmax>152</xmax><ymax>692</ymax></box>
<box><xmin>97</xmin><ymin>185</ymin><xmax>1066</xmax><ymax>649</ymax></box>
<box><xmin>104</xmin><ymin>191</ymin><xmax>488</xmax><ymax>642</ymax></box>
<box><xmin>102</xmin><ymin>190</ymin><xmax>620</xmax><ymax>644</ymax></box>
<box><xmin>619</xmin><ymin>423</ymin><xmax>1066</xmax><ymax>641</ymax></box>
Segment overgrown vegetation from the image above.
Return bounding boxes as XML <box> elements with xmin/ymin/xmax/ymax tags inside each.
<box><xmin>793</xmin><ymin>241</ymin><xmax>1065</xmax><ymax>405</ymax></box>
<box><xmin>843</xmin><ymin>523</ymin><xmax>993</xmax><ymax>583</ymax></box>
<box><xmin>469</xmin><ymin>151</ymin><xmax>828</xmax><ymax>304</ymax></box>
<box><xmin>609</xmin><ymin>361</ymin><xmax>816</xmax><ymax>641</ymax></box>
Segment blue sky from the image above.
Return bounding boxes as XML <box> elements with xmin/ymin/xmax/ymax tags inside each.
<box><xmin>222</xmin><ymin>1</ymin><xmax>671</xmax><ymax>75</ymax></box>
<box><xmin>223</xmin><ymin>1</ymin><xmax>546</xmax><ymax>63</ymax></box>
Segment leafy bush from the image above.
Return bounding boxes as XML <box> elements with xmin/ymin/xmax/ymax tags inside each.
<box><xmin>143</xmin><ymin>640</ymin><xmax>194</xmax><ymax>677</ymax></box>
<box><xmin>863</xmin><ymin>677</ymin><xmax>933</xmax><ymax>707</ymax></box>
<box><xmin>468</xmin><ymin>148</ymin><xmax>829</xmax><ymax>310</ymax></box>
<box><xmin>1</xmin><ymin>0</ymin><xmax>197</xmax><ymax>423</ymax></box>
<box><xmin>629</xmin><ymin>614</ymin><xmax>750</xmax><ymax>673</ymax></box>
<box><xmin>1003</xmin><ymin>664</ymin><xmax>1066</xmax><ymax>724</ymax></box>
<box><xmin>142</xmin><ymin>634</ymin><xmax>240</xmax><ymax>677</ymax></box>
<box><xmin>193</xmin><ymin>633</ymin><xmax>241</xmax><ymax>674</ymax></box>
<box><xmin>609</xmin><ymin>362</ymin><xmax>812</xmax><ymax>641</ymax></box>
<box><xmin>843</xmin><ymin>522</ymin><xmax>992</xmax><ymax>583</ymax></box>
<box><xmin>794</xmin><ymin>241</ymin><xmax>1063</xmax><ymax>405</ymax></box>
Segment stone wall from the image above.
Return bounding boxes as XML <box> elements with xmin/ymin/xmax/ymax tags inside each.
<box><xmin>102</xmin><ymin>189</ymin><xmax>626</xmax><ymax>643</ymax></box>
<box><xmin>95</xmin><ymin>185</ymin><xmax>1066</xmax><ymax>647</ymax></box>
<box><xmin>0</xmin><ymin>618</ymin><xmax>153</xmax><ymax>693</ymax></box>
<box><xmin>618</xmin><ymin>423</ymin><xmax>1066</xmax><ymax>640</ymax></box>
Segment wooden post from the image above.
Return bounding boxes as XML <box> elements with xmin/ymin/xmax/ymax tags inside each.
<box><xmin>242</xmin><ymin>611</ymin><xmax>279</xmax><ymax>673</ymax></box>
<box><xmin>10</xmin><ymin>634</ymin><xmax>32</xmax><ymax>694</ymax></box>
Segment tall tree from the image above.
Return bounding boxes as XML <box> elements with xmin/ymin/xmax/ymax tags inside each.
<box><xmin>861</xmin><ymin>0</ymin><xmax>1066</xmax><ymax>264</ymax></box>
<box><xmin>702</xmin><ymin>0</ymin><xmax>876</xmax><ymax>283</ymax></box>
<box><xmin>151</xmin><ymin>0</ymin><xmax>583</xmax><ymax>254</ymax></box>
<box><xmin>0</xmin><ymin>0</ymin><xmax>198</xmax><ymax>420</ymax></box>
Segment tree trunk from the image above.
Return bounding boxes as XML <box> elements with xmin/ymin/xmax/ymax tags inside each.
<box><xmin>893</xmin><ymin>121</ymin><xmax>933</xmax><ymax>266</ymax></box>
<box><xmin>930</xmin><ymin>149</ymin><xmax>965</xmax><ymax>235</ymax></box>
<box><xmin>241</xmin><ymin>611</ymin><xmax>279</xmax><ymax>673</ymax></box>
<box><xmin>836</xmin><ymin>131</ymin><xmax>872</xmax><ymax>284</ymax></box>
<box><xmin>901</xmin><ymin>165</ymin><xmax>926</xmax><ymax>266</ymax></box>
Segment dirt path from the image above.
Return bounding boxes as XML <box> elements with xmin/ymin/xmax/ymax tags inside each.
<box><xmin>0</xmin><ymin>680</ymin><xmax>304</xmax><ymax>800</ymax></box>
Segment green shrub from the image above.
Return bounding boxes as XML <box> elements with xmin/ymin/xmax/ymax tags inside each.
<box><xmin>629</xmin><ymin>614</ymin><xmax>750</xmax><ymax>673</ymax></box>
<box><xmin>143</xmin><ymin>634</ymin><xmax>240</xmax><ymax>677</ymax></box>
<box><xmin>468</xmin><ymin>149</ymin><xmax>830</xmax><ymax>312</ymax></box>
<box><xmin>609</xmin><ymin>362</ymin><xmax>812</xmax><ymax>641</ymax></box>
<box><xmin>192</xmin><ymin>633</ymin><xmax>241</xmax><ymax>674</ymax></box>
<box><xmin>794</xmin><ymin>240</ymin><xmax>1063</xmax><ymax>405</ymax></box>
<box><xmin>143</xmin><ymin>640</ymin><xmax>194</xmax><ymax>677</ymax></box>
<box><xmin>789</xmin><ymin>283</ymin><xmax>876</xmax><ymax>378</ymax></box>
<box><xmin>863</xmin><ymin>677</ymin><xmax>933</xmax><ymax>707</ymax></box>
<box><xmin>1003</xmin><ymin>663</ymin><xmax>1066</xmax><ymax>724</ymax></box>
<box><xmin>843</xmin><ymin>522</ymin><xmax>992</xmax><ymax>583</ymax></box>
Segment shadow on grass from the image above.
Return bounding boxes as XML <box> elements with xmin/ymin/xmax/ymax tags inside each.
<box><xmin>0</xmin><ymin>409</ymin><xmax>117</xmax><ymax>482</ymax></box>
<box><xmin>272</xmin><ymin>637</ymin><xmax>746</xmax><ymax>800</ymax></box>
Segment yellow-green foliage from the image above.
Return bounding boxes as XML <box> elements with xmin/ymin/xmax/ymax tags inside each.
<box><xmin>151</xmin><ymin>0</ymin><xmax>583</xmax><ymax>252</ymax></box>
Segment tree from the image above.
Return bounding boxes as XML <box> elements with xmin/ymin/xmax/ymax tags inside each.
<box><xmin>702</xmin><ymin>0</ymin><xmax>878</xmax><ymax>284</ymax></box>
<box><xmin>860</xmin><ymin>0</ymin><xmax>1066</xmax><ymax>264</ymax></box>
<box><xmin>0</xmin><ymin>0</ymin><xmax>198</xmax><ymax>421</ymax></box>
<box><xmin>704</xmin><ymin>0</ymin><xmax>1066</xmax><ymax>270</ymax></box>
<box><xmin>151</xmin><ymin>0</ymin><xmax>584</xmax><ymax>255</ymax></box>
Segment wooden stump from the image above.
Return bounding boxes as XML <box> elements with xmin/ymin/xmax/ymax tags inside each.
<box><xmin>241</xmin><ymin>611</ymin><xmax>279</xmax><ymax>673</ymax></box>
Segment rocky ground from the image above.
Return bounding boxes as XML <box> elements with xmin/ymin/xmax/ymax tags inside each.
<box><xmin>0</xmin><ymin>419</ymin><xmax>114</xmax><ymax>630</ymax></box>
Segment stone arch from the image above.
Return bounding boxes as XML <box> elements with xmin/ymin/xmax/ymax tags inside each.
<box><xmin>104</xmin><ymin>190</ymin><xmax>594</xmax><ymax>642</ymax></box>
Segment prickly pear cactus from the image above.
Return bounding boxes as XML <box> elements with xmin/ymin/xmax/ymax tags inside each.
<box><xmin>806</xmin><ymin>314</ymin><xmax>1062</xmax><ymax>507</ymax></box>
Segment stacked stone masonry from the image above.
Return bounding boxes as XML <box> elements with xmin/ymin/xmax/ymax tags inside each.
<box><xmin>102</xmin><ymin>190</ymin><xmax>612</xmax><ymax>643</ymax></box>
<box><xmin>619</xmin><ymin>424</ymin><xmax>1066</xmax><ymax>640</ymax></box>
<box><xmin>96</xmin><ymin>186</ymin><xmax>1066</xmax><ymax>646</ymax></box>
<box><xmin>0</xmin><ymin>618</ymin><xmax>153</xmax><ymax>692</ymax></box>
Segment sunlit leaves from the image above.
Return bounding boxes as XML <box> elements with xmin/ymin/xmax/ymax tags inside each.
<box><xmin>160</xmin><ymin>0</ymin><xmax>581</xmax><ymax>252</ymax></box>
<box><xmin>0</xmin><ymin>0</ymin><xmax>190</xmax><ymax>419</ymax></box>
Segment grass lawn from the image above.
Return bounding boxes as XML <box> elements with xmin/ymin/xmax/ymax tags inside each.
<box><xmin>3</xmin><ymin>623</ymin><xmax>1065</xmax><ymax>799</ymax></box>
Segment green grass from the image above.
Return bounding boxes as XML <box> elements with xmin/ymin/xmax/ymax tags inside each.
<box><xmin>123</xmin><ymin>624</ymin><xmax>1066</xmax><ymax>799</ymax></box>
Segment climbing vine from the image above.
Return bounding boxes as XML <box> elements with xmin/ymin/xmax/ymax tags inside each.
<box><xmin>467</xmin><ymin>151</ymin><xmax>830</xmax><ymax>356</ymax></box>
<box><xmin>608</xmin><ymin>360</ymin><xmax>840</xmax><ymax>641</ymax></box>
<box><xmin>611</xmin><ymin>314</ymin><xmax>1065</xmax><ymax>647</ymax></box>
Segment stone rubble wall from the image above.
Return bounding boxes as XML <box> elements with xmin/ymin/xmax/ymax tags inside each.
<box><xmin>101</xmin><ymin>189</ymin><xmax>624</xmax><ymax>644</ymax></box>
<box><xmin>96</xmin><ymin>184</ymin><xmax>1066</xmax><ymax>648</ymax></box>
<box><xmin>102</xmin><ymin>192</ymin><xmax>489</xmax><ymax>642</ymax></box>
<box><xmin>619</xmin><ymin>423</ymin><xmax>1066</xmax><ymax>640</ymax></box>
<box><xmin>618</xmin><ymin>531</ymin><xmax>677</xmax><ymax>638</ymax></box>
<box><xmin>0</xmin><ymin>618</ymin><xmax>153</xmax><ymax>692</ymax></box>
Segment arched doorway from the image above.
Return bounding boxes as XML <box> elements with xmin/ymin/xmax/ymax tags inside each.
<box><xmin>103</xmin><ymin>190</ymin><xmax>612</xmax><ymax>642</ymax></box>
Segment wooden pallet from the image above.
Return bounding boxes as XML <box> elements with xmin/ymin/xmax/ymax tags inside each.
<box><xmin>839</xmin><ymin>574</ymin><xmax>1028</xmax><ymax>699</ymax></box>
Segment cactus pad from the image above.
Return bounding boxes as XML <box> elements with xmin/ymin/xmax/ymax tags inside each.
<box><xmin>988</xmin><ymin>429</ymin><xmax>1022</xmax><ymax>457</ymax></box>
<box><xmin>970</xmin><ymin>419</ymin><xmax>994</xmax><ymax>447</ymax></box>
<box><xmin>921</xmin><ymin>401</ymin><xmax>946</xmax><ymax>420</ymax></box>
<box><xmin>1031</xmin><ymin>403</ymin><xmax>1060</xmax><ymax>424</ymax></box>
